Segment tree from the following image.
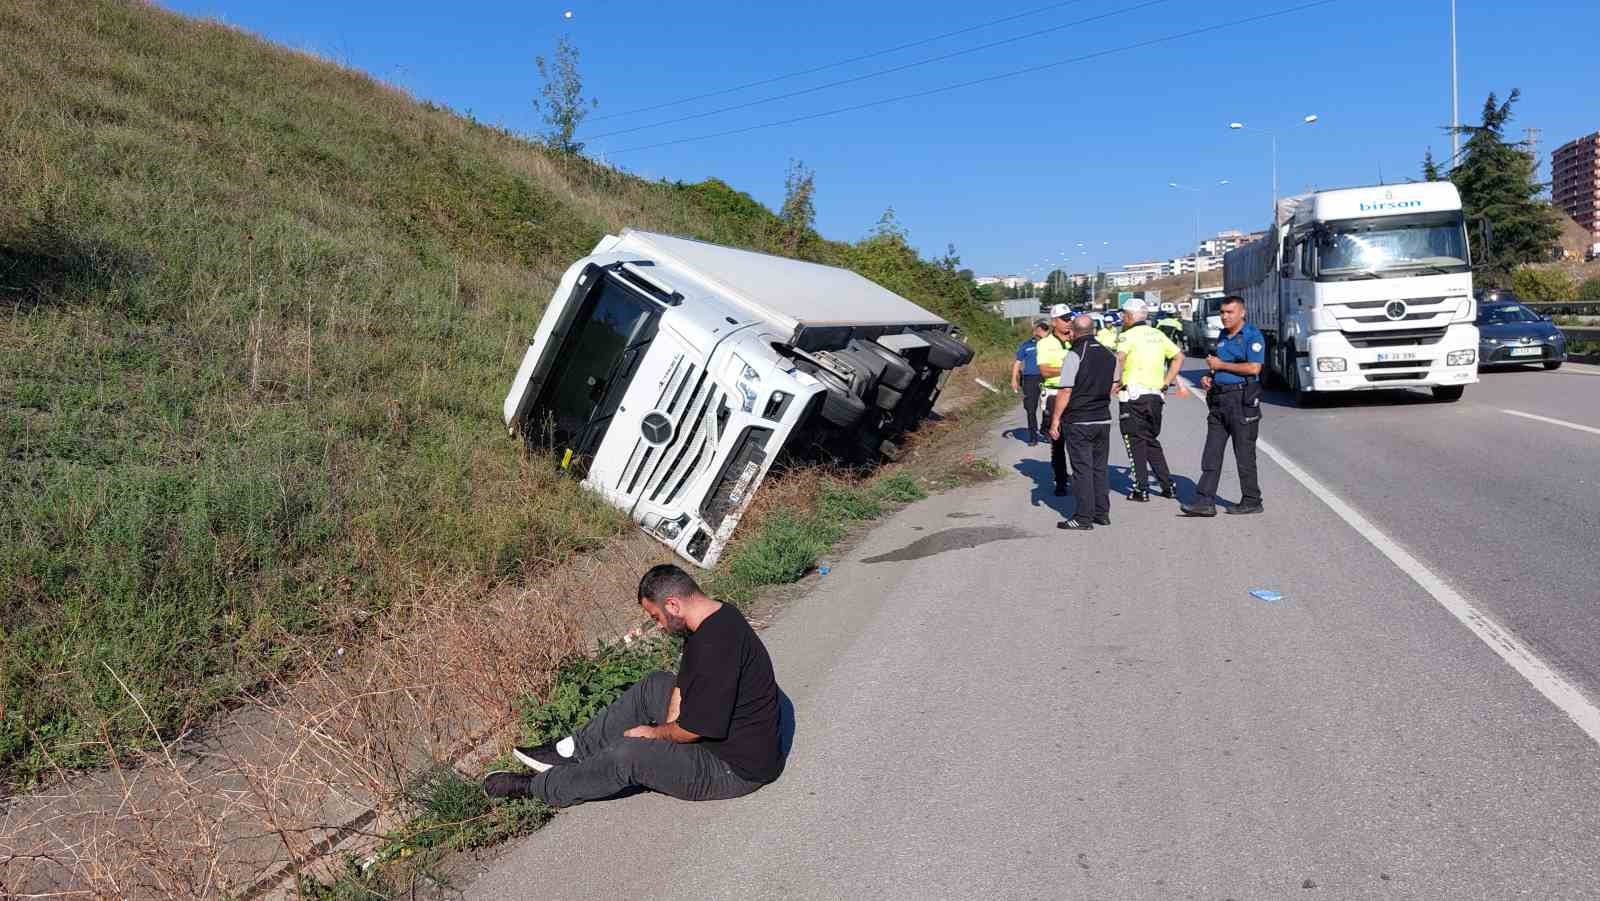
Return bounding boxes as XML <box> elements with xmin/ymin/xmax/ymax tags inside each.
<box><xmin>533</xmin><ymin>36</ymin><xmax>596</xmax><ymax>154</ymax></box>
<box><xmin>1448</xmin><ymin>90</ymin><xmax>1560</xmax><ymax>278</ymax></box>
<box><xmin>1579</xmin><ymin>276</ymin><xmax>1600</xmax><ymax>301</ymax></box>
<box><xmin>778</xmin><ymin>159</ymin><xmax>816</xmax><ymax>255</ymax></box>
<box><xmin>1510</xmin><ymin>267</ymin><xmax>1575</xmax><ymax>302</ymax></box>
<box><xmin>1422</xmin><ymin>149</ymin><xmax>1441</xmax><ymax>182</ymax></box>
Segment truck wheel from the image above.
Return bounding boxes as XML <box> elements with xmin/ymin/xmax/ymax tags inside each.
<box><xmin>859</xmin><ymin>340</ymin><xmax>917</xmax><ymax>390</ymax></box>
<box><xmin>921</xmin><ymin>331</ymin><xmax>974</xmax><ymax>370</ymax></box>
<box><xmin>1432</xmin><ymin>385</ymin><xmax>1465</xmax><ymax>402</ymax></box>
<box><xmin>796</xmin><ymin>360</ymin><xmax>868</xmax><ymax>428</ymax></box>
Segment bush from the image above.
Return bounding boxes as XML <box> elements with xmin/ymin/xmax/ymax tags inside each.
<box><xmin>1510</xmin><ymin>267</ymin><xmax>1577</xmax><ymax>302</ymax></box>
<box><xmin>1578</xmin><ymin>276</ymin><xmax>1600</xmax><ymax>301</ymax></box>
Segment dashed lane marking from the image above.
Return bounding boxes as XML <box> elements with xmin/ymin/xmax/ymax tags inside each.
<box><xmin>1174</xmin><ymin>375</ymin><xmax>1600</xmax><ymax>747</ymax></box>
<box><xmin>1502</xmin><ymin>408</ymin><xmax>1600</xmax><ymax>438</ymax></box>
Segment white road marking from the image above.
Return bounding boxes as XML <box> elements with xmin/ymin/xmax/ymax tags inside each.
<box><xmin>1502</xmin><ymin>409</ymin><xmax>1600</xmax><ymax>438</ymax></box>
<box><xmin>1173</xmin><ymin>374</ymin><xmax>1600</xmax><ymax>747</ymax></box>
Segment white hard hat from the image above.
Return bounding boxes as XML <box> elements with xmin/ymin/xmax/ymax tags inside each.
<box><xmin>1120</xmin><ymin>297</ymin><xmax>1149</xmax><ymax>314</ymax></box>
<box><xmin>1049</xmin><ymin>303</ymin><xmax>1071</xmax><ymax>320</ymax></box>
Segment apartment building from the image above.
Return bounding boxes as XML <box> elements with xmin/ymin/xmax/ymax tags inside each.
<box><xmin>1552</xmin><ymin>131</ymin><xmax>1600</xmax><ymax>249</ymax></box>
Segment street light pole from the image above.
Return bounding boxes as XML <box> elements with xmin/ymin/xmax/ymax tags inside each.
<box><xmin>1230</xmin><ymin>116</ymin><xmax>1317</xmax><ymax>218</ymax></box>
<box><xmin>1170</xmin><ymin>180</ymin><xmax>1230</xmax><ymax>293</ymax></box>
<box><xmin>1450</xmin><ymin>0</ymin><xmax>1460</xmax><ymax>164</ymax></box>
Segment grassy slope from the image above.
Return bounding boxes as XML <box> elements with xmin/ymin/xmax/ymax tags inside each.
<box><xmin>0</xmin><ymin>0</ymin><xmax>1006</xmax><ymax>783</ymax></box>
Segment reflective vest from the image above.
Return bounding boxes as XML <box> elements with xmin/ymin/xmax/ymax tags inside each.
<box><xmin>1119</xmin><ymin>322</ymin><xmax>1181</xmax><ymax>392</ymax></box>
<box><xmin>1037</xmin><ymin>334</ymin><xmax>1072</xmax><ymax>389</ymax></box>
<box><xmin>1096</xmin><ymin>327</ymin><xmax>1121</xmax><ymax>349</ymax></box>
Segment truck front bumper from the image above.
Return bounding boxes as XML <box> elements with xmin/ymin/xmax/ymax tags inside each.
<box><xmin>1300</xmin><ymin>326</ymin><xmax>1479</xmax><ymax>392</ymax></box>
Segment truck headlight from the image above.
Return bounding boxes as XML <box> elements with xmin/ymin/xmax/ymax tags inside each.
<box><xmin>1453</xmin><ymin>297</ymin><xmax>1473</xmax><ymax>322</ymax></box>
<box><xmin>729</xmin><ymin>358</ymin><xmax>760</xmax><ymax>413</ymax></box>
<box><xmin>1316</xmin><ymin>357</ymin><xmax>1347</xmax><ymax>373</ymax></box>
<box><xmin>655</xmin><ymin>515</ymin><xmax>688</xmax><ymax>540</ymax></box>
<box><xmin>735</xmin><ymin>381</ymin><xmax>758</xmax><ymax>413</ymax></box>
<box><xmin>1446</xmin><ymin>350</ymin><xmax>1476</xmax><ymax>366</ymax></box>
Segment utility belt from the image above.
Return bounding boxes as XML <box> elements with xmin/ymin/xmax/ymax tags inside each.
<box><xmin>1208</xmin><ymin>378</ymin><xmax>1258</xmax><ymax>393</ymax></box>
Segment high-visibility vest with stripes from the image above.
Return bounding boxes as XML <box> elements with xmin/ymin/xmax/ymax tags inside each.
<box><xmin>1037</xmin><ymin>334</ymin><xmax>1072</xmax><ymax>388</ymax></box>
<box><xmin>1119</xmin><ymin>323</ymin><xmax>1181</xmax><ymax>391</ymax></box>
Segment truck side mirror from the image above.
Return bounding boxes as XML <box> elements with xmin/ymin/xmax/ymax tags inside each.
<box><xmin>1280</xmin><ymin>264</ymin><xmax>1296</xmax><ymax>279</ymax></box>
<box><xmin>1476</xmin><ymin>216</ymin><xmax>1494</xmax><ymax>265</ymax></box>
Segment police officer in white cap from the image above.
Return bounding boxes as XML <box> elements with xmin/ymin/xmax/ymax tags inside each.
<box><xmin>1035</xmin><ymin>304</ymin><xmax>1075</xmax><ymax>495</ymax></box>
<box><xmin>1112</xmin><ymin>297</ymin><xmax>1186</xmax><ymax>501</ymax></box>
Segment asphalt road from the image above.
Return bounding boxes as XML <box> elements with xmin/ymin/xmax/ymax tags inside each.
<box><xmin>466</xmin><ymin>364</ymin><xmax>1600</xmax><ymax>900</ymax></box>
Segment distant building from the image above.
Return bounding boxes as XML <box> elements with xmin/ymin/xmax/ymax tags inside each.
<box><xmin>1197</xmin><ymin>229</ymin><xmax>1265</xmax><ymax>257</ymax></box>
<box><xmin>1552</xmin><ymin>131</ymin><xmax>1600</xmax><ymax>249</ymax></box>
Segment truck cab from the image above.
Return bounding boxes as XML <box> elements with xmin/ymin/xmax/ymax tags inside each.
<box><xmin>504</xmin><ymin>230</ymin><xmax>973</xmax><ymax>567</ymax></box>
<box><xmin>1227</xmin><ymin>183</ymin><xmax>1479</xmax><ymax>402</ymax></box>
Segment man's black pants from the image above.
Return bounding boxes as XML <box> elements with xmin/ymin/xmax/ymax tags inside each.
<box><xmin>1193</xmin><ymin>384</ymin><xmax>1262</xmax><ymax>507</ymax></box>
<box><xmin>1120</xmin><ymin>394</ymin><xmax>1172</xmax><ymax>491</ymax></box>
<box><xmin>1066</xmin><ymin>422</ymin><xmax>1111</xmax><ymax>524</ymax></box>
<box><xmin>528</xmin><ymin>671</ymin><xmax>764</xmax><ymax>808</ymax></box>
<box><xmin>1020</xmin><ymin>374</ymin><xmax>1042</xmax><ymax>441</ymax></box>
<box><xmin>1047</xmin><ymin>392</ymin><xmax>1069</xmax><ymax>489</ymax></box>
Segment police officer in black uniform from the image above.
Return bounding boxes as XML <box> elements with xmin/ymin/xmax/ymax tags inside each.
<box><xmin>1181</xmin><ymin>295</ymin><xmax>1265</xmax><ymax>516</ymax></box>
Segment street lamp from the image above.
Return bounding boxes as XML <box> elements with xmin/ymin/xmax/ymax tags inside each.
<box><xmin>1229</xmin><ymin>115</ymin><xmax>1318</xmax><ymax>215</ymax></box>
<box><xmin>1169</xmin><ymin>179</ymin><xmax>1230</xmax><ymax>292</ymax></box>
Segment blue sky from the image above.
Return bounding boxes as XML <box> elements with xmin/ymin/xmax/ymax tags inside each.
<box><xmin>161</xmin><ymin>0</ymin><xmax>1598</xmax><ymax>277</ymax></box>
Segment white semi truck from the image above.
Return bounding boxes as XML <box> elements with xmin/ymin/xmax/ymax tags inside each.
<box><xmin>1224</xmin><ymin>182</ymin><xmax>1481</xmax><ymax>402</ymax></box>
<box><xmin>503</xmin><ymin>229</ymin><xmax>974</xmax><ymax>568</ymax></box>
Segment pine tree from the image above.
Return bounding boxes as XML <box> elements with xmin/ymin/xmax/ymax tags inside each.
<box><xmin>1448</xmin><ymin>90</ymin><xmax>1559</xmax><ymax>277</ymax></box>
<box><xmin>1422</xmin><ymin>149</ymin><xmax>1440</xmax><ymax>182</ymax></box>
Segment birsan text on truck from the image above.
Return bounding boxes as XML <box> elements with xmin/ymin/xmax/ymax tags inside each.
<box><xmin>503</xmin><ymin>230</ymin><xmax>974</xmax><ymax>569</ymax></box>
<box><xmin>1224</xmin><ymin>182</ymin><xmax>1485</xmax><ymax>403</ymax></box>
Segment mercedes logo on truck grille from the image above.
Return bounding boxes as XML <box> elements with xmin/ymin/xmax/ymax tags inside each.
<box><xmin>641</xmin><ymin>412</ymin><xmax>673</xmax><ymax>445</ymax></box>
<box><xmin>1384</xmin><ymin>301</ymin><xmax>1408</xmax><ymax>321</ymax></box>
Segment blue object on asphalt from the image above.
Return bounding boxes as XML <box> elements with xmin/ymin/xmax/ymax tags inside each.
<box><xmin>1249</xmin><ymin>589</ymin><xmax>1284</xmax><ymax>603</ymax></box>
<box><xmin>817</xmin><ymin>563</ymin><xmax>831</xmax><ymax>575</ymax></box>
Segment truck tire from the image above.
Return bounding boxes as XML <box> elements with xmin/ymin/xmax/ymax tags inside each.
<box><xmin>858</xmin><ymin>340</ymin><xmax>917</xmax><ymax>390</ymax></box>
<box><xmin>795</xmin><ymin>360</ymin><xmax>868</xmax><ymax>428</ymax></box>
<box><xmin>1432</xmin><ymin>385</ymin><xmax>1465</xmax><ymax>402</ymax></box>
<box><xmin>921</xmin><ymin>331</ymin><xmax>974</xmax><ymax>370</ymax></box>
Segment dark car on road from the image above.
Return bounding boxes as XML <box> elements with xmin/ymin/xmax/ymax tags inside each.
<box><xmin>1475</xmin><ymin>291</ymin><xmax>1566</xmax><ymax>371</ymax></box>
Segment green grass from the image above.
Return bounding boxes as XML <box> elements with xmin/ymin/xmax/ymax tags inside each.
<box><xmin>0</xmin><ymin>0</ymin><xmax>1006</xmax><ymax>786</ymax></box>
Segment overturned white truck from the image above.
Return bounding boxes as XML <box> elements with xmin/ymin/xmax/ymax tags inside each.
<box><xmin>503</xmin><ymin>230</ymin><xmax>974</xmax><ymax>568</ymax></box>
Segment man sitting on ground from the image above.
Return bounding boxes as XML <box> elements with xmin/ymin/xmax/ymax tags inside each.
<box><xmin>483</xmin><ymin>564</ymin><xmax>784</xmax><ymax>807</ymax></box>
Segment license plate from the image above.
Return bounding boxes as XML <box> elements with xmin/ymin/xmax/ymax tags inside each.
<box><xmin>1509</xmin><ymin>346</ymin><xmax>1542</xmax><ymax>357</ymax></box>
<box><xmin>1376</xmin><ymin>352</ymin><xmax>1418</xmax><ymax>362</ymax></box>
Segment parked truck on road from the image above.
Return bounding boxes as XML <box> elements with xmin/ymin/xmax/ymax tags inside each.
<box><xmin>1224</xmin><ymin>182</ymin><xmax>1481</xmax><ymax>402</ymax></box>
<box><xmin>503</xmin><ymin>229</ymin><xmax>974</xmax><ymax>568</ymax></box>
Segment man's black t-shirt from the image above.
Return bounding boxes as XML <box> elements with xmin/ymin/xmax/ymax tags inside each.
<box><xmin>675</xmin><ymin>604</ymin><xmax>782</xmax><ymax>783</ymax></box>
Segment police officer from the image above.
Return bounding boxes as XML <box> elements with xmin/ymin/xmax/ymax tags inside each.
<box><xmin>1035</xmin><ymin>304</ymin><xmax>1075</xmax><ymax>496</ymax></box>
<box><xmin>1112</xmin><ymin>299</ymin><xmax>1186</xmax><ymax>502</ymax></box>
<box><xmin>1181</xmin><ymin>295</ymin><xmax>1265</xmax><ymax>517</ymax></box>
<box><xmin>1011</xmin><ymin>319</ymin><xmax>1050</xmax><ymax>446</ymax></box>
<box><xmin>1156</xmin><ymin>315</ymin><xmax>1185</xmax><ymax>344</ymax></box>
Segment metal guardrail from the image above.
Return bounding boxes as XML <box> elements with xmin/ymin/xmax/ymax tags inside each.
<box><xmin>1559</xmin><ymin>326</ymin><xmax>1600</xmax><ymax>340</ymax></box>
<box><xmin>1521</xmin><ymin>301</ymin><xmax>1600</xmax><ymax>316</ymax></box>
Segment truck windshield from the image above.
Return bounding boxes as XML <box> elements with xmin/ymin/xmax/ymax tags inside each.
<box><xmin>1314</xmin><ymin>212</ymin><xmax>1469</xmax><ymax>280</ymax></box>
<box><xmin>531</xmin><ymin>275</ymin><xmax>660</xmax><ymax>458</ymax></box>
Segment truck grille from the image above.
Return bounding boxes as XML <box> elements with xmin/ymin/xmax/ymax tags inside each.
<box><xmin>1341</xmin><ymin>326</ymin><xmax>1449</xmax><ymax>349</ymax></box>
<box><xmin>616</xmin><ymin>363</ymin><xmax>724</xmax><ymax>506</ymax></box>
